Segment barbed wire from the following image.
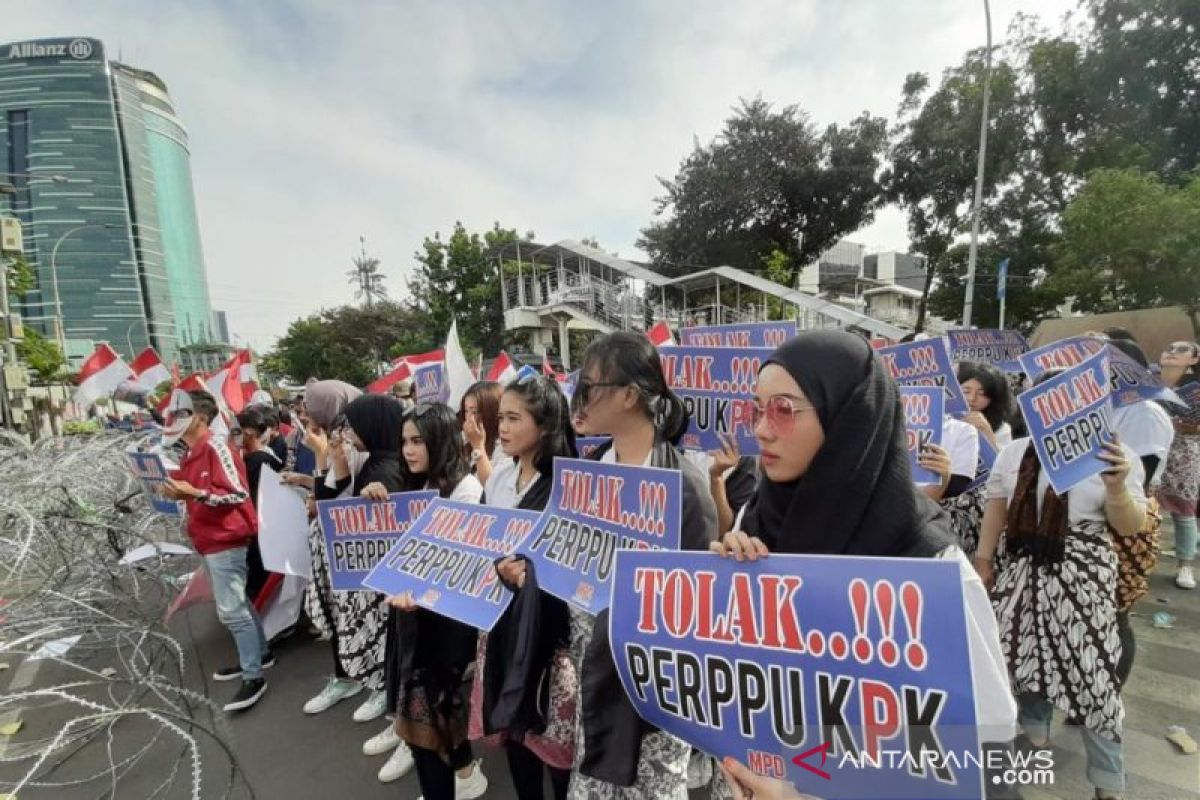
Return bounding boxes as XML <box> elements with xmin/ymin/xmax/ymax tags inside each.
<box><xmin>0</xmin><ymin>430</ymin><xmax>251</xmax><ymax>799</ymax></box>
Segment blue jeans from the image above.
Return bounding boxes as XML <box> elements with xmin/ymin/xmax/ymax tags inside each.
<box><xmin>204</xmin><ymin>546</ymin><xmax>267</xmax><ymax>680</ymax></box>
<box><xmin>1018</xmin><ymin>693</ymin><xmax>1124</xmax><ymax>793</ymax></box>
<box><xmin>1173</xmin><ymin>513</ymin><xmax>1198</xmax><ymax>562</ymax></box>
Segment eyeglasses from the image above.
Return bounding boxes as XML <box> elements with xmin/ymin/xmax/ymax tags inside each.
<box><xmin>573</xmin><ymin>380</ymin><xmax>625</xmax><ymax>410</ymax></box>
<box><xmin>1164</xmin><ymin>343</ymin><xmax>1195</xmax><ymax>355</ymax></box>
<box><xmin>749</xmin><ymin>395</ymin><xmax>814</xmax><ymax>436</ymax></box>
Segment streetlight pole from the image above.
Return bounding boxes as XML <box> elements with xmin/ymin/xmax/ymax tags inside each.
<box><xmin>49</xmin><ymin>223</ymin><xmax>118</xmax><ymax>354</ymax></box>
<box><xmin>962</xmin><ymin>0</ymin><xmax>993</xmax><ymax>329</ymax></box>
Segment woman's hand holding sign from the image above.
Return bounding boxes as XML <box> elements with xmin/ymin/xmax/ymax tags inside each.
<box><xmin>719</xmin><ymin>757</ymin><xmax>816</xmax><ymax>800</ymax></box>
<box><xmin>360</xmin><ymin>482</ymin><xmax>389</xmax><ymax>502</ymax></box>
<box><xmin>496</xmin><ymin>556</ymin><xmax>527</xmax><ymax>589</ymax></box>
<box><xmin>387</xmin><ymin>592</ymin><xmax>419</xmax><ymax>612</ymax></box>
<box><xmin>1097</xmin><ymin>436</ymin><xmax>1130</xmax><ymax>492</ymax></box>
<box><xmin>710</xmin><ymin>529</ymin><xmax>769</xmax><ymax>562</ymax></box>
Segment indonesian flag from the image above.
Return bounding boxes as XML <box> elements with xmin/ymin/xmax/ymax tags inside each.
<box><xmin>206</xmin><ymin>349</ymin><xmax>253</xmax><ymax>413</ymax></box>
<box><xmin>542</xmin><ymin>352</ymin><xmax>557</xmax><ymax>377</ymax></box>
<box><xmin>74</xmin><ymin>344</ymin><xmax>135</xmax><ymax>407</ymax></box>
<box><xmin>155</xmin><ymin>372</ymin><xmax>207</xmax><ymax>414</ymax></box>
<box><xmin>390</xmin><ymin>349</ymin><xmax>444</xmax><ymax>368</ymax></box>
<box><xmin>130</xmin><ymin>348</ymin><xmax>172</xmax><ymax>390</ymax></box>
<box><xmin>647</xmin><ymin>321</ymin><xmax>675</xmax><ymax>348</ymax></box>
<box><xmin>487</xmin><ymin>351</ymin><xmax>519</xmax><ymax>384</ymax></box>
<box><xmin>367</xmin><ymin>360</ymin><xmax>412</xmax><ymax>395</ymax></box>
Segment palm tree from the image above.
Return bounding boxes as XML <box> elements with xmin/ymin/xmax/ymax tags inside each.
<box><xmin>347</xmin><ymin>236</ymin><xmax>388</xmax><ymax>307</ymax></box>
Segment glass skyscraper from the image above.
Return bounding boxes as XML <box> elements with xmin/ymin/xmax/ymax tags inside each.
<box><xmin>0</xmin><ymin>36</ymin><xmax>217</xmax><ymax>364</ymax></box>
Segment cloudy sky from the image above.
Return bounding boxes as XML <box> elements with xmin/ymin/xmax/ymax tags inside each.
<box><xmin>12</xmin><ymin>0</ymin><xmax>1078</xmax><ymax>352</ymax></box>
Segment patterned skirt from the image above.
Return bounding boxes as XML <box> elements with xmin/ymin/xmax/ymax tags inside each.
<box><xmin>942</xmin><ymin>485</ymin><xmax>985</xmax><ymax>559</ymax></box>
<box><xmin>566</xmin><ymin>609</ymin><xmax>690</xmax><ymax>800</ymax></box>
<box><xmin>991</xmin><ymin>520</ymin><xmax>1123</xmax><ymax>740</ymax></box>
<box><xmin>1158</xmin><ymin>432</ymin><xmax>1200</xmax><ymax>516</ymax></box>
<box><xmin>303</xmin><ymin>516</ymin><xmax>388</xmax><ymax>690</ymax></box>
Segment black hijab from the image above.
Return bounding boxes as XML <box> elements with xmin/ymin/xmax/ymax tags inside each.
<box><xmin>344</xmin><ymin>394</ymin><xmax>405</xmax><ymax>495</ymax></box>
<box><xmin>743</xmin><ymin>330</ymin><xmax>953</xmax><ymax>558</ymax></box>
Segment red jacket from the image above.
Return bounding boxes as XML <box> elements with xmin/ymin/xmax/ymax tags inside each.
<box><xmin>171</xmin><ymin>431</ymin><xmax>258</xmax><ymax>556</ymax></box>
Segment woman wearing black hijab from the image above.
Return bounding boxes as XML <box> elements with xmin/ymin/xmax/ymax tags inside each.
<box><xmin>711</xmin><ymin>331</ymin><xmax>1016</xmax><ymax>800</ymax></box>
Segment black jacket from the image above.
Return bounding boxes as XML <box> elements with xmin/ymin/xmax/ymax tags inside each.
<box><xmin>578</xmin><ymin>440</ymin><xmax>718</xmax><ymax>786</ymax></box>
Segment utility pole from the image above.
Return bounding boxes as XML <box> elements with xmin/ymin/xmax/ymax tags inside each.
<box><xmin>962</xmin><ymin>0</ymin><xmax>993</xmax><ymax>328</ymax></box>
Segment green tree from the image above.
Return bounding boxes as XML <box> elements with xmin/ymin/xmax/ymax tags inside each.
<box><xmin>347</xmin><ymin>237</ymin><xmax>388</xmax><ymax>307</ymax></box>
<box><xmin>639</xmin><ymin>98</ymin><xmax>889</xmax><ymax>282</ymax></box>
<box><xmin>18</xmin><ymin>328</ymin><xmax>66</xmax><ymax>382</ymax></box>
<box><xmin>1051</xmin><ymin>169</ymin><xmax>1200</xmax><ymax>333</ymax></box>
<box><xmin>408</xmin><ymin>222</ymin><xmax>530</xmax><ymax>355</ymax></box>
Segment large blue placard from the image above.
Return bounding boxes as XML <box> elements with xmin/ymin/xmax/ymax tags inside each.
<box><xmin>1017</xmin><ymin>336</ymin><xmax>1105</xmax><ymax>380</ymax></box>
<box><xmin>876</xmin><ymin>339</ymin><xmax>970</xmax><ymax>417</ymax></box>
<box><xmin>414</xmin><ymin>362</ymin><xmax>449</xmax><ymax>404</ymax></box>
<box><xmin>1018</xmin><ymin>350</ymin><xmax>1114</xmax><ymax>494</ymax></box>
<box><xmin>126</xmin><ymin>449</ymin><xmax>182</xmax><ymax>516</ymax></box>
<box><xmin>362</xmin><ymin>499</ymin><xmax>543</xmax><ymax>631</ymax></box>
<box><xmin>609</xmin><ymin>550</ymin><xmax>982</xmax><ymax>800</ymax></box>
<box><xmin>659</xmin><ymin>346</ymin><xmax>774</xmax><ymax>453</ymax></box>
<box><xmin>966</xmin><ymin>434</ymin><xmax>999</xmax><ymax>493</ymax></box>
<box><xmin>522</xmin><ymin>457</ymin><xmax>682</xmax><ymax>614</ymax></box>
<box><xmin>946</xmin><ymin>329</ymin><xmax>1029</xmax><ymax>373</ymax></box>
<box><xmin>318</xmin><ymin>491</ymin><xmax>438</xmax><ymax>591</ymax></box>
<box><xmin>899</xmin><ymin>386</ymin><xmax>945</xmax><ymax>486</ymax></box>
<box><xmin>679</xmin><ymin>321</ymin><xmax>797</xmax><ymax>349</ymax></box>
<box><xmin>1106</xmin><ymin>343</ymin><xmax>1182</xmax><ymax>409</ymax></box>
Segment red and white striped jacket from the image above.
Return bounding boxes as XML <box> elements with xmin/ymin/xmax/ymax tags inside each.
<box><xmin>170</xmin><ymin>431</ymin><xmax>258</xmax><ymax>555</ymax></box>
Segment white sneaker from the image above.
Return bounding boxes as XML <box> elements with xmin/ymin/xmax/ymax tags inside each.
<box><xmin>456</xmin><ymin>760</ymin><xmax>488</xmax><ymax>800</ymax></box>
<box><xmin>302</xmin><ymin>677</ymin><xmax>363</xmax><ymax>714</ymax></box>
<box><xmin>363</xmin><ymin>724</ymin><xmax>402</xmax><ymax>756</ymax></box>
<box><xmin>378</xmin><ymin>741</ymin><xmax>415</xmax><ymax>782</ymax></box>
<box><xmin>1177</xmin><ymin>564</ymin><xmax>1196</xmax><ymax>589</ymax></box>
<box><xmin>353</xmin><ymin>690</ymin><xmax>388</xmax><ymax>722</ymax></box>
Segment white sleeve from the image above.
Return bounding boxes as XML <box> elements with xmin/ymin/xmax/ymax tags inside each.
<box><xmin>995</xmin><ymin>422</ymin><xmax>1013</xmax><ymax>449</ymax></box>
<box><xmin>985</xmin><ymin>438</ymin><xmax>1027</xmax><ymax>502</ymax></box>
<box><xmin>1122</xmin><ymin>443</ymin><xmax>1148</xmax><ymax>507</ymax></box>
<box><xmin>944</xmin><ymin>418</ymin><xmax>980</xmax><ymax>478</ymax></box>
<box><xmin>450</xmin><ymin>474</ymin><xmax>484</xmax><ymax>504</ymax></box>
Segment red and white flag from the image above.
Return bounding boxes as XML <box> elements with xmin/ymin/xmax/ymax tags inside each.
<box><xmin>486</xmin><ymin>351</ymin><xmax>519</xmax><ymax>384</ymax></box>
<box><xmin>390</xmin><ymin>349</ymin><xmax>444</xmax><ymax>368</ymax></box>
<box><xmin>129</xmin><ymin>348</ymin><xmax>172</xmax><ymax>389</ymax></box>
<box><xmin>646</xmin><ymin>321</ymin><xmax>675</xmax><ymax>348</ymax></box>
<box><xmin>206</xmin><ymin>349</ymin><xmax>253</xmax><ymax>413</ymax></box>
<box><xmin>542</xmin><ymin>352</ymin><xmax>557</xmax><ymax>378</ymax></box>
<box><xmin>74</xmin><ymin>344</ymin><xmax>135</xmax><ymax>407</ymax></box>
<box><xmin>155</xmin><ymin>372</ymin><xmax>206</xmax><ymax>414</ymax></box>
<box><xmin>369</xmin><ymin>347</ymin><xmax>446</xmax><ymax>394</ymax></box>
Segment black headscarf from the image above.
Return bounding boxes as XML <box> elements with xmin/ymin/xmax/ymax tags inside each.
<box><xmin>343</xmin><ymin>394</ymin><xmax>405</xmax><ymax>495</ymax></box>
<box><xmin>743</xmin><ymin>330</ymin><xmax>953</xmax><ymax>558</ymax></box>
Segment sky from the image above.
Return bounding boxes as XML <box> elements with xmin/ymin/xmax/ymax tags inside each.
<box><xmin>11</xmin><ymin>0</ymin><xmax>1080</xmax><ymax>353</ymax></box>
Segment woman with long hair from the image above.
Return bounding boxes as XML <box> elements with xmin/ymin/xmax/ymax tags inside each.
<box><xmin>1156</xmin><ymin>340</ymin><xmax>1200</xmax><ymax>589</ymax></box>
<box><xmin>958</xmin><ymin>361</ymin><xmax>1014</xmax><ymax>450</ymax></box>
<box><xmin>461</xmin><ymin>380</ymin><xmax>503</xmax><ymax>484</ymax></box>
<box><xmin>374</xmin><ymin>403</ymin><xmax>488</xmax><ymax>798</ymax></box>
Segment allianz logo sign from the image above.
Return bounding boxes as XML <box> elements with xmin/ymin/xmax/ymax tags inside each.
<box><xmin>7</xmin><ymin>39</ymin><xmax>95</xmax><ymax>60</ymax></box>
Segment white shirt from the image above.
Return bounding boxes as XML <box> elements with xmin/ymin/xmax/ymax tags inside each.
<box><xmin>323</xmin><ymin>447</ymin><xmax>369</xmax><ymax>498</ymax></box>
<box><xmin>939</xmin><ymin>546</ymin><xmax>1017</xmax><ymax>743</ymax></box>
<box><xmin>994</xmin><ymin>421</ymin><xmax>1013</xmax><ymax>449</ymax></box>
<box><xmin>601</xmin><ymin>448</ymin><xmax>653</xmax><ymax>468</ymax></box>
<box><xmin>483</xmin><ymin>457</ymin><xmax>538</xmax><ymax>511</ymax></box>
<box><xmin>1112</xmin><ymin>402</ymin><xmax>1174</xmax><ymax>484</ymax></box>
<box><xmin>943</xmin><ymin>417</ymin><xmax>981</xmax><ymax>479</ymax></box>
<box><xmin>440</xmin><ymin>474</ymin><xmax>484</xmax><ymax>504</ymax></box>
<box><xmin>985</xmin><ymin>436</ymin><xmax>1146</xmax><ymax>524</ymax></box>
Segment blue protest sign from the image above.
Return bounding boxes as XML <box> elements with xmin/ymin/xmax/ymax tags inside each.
<box><xmin>1017</xmin><ymin>336</ymin><xmax>1105</xmax><ymax>380</ymax></box>
<box><xmin>876</xmin><ymin>338</ymin><xmax>970</xmax><ymax>416</ymax></box>
<box><xmin>899</xmin><ymin>387</ymin><xmax>945</xmax><ymax>486</ymax></box>
<box><xmin>125</xmin><ymin>449</ymin><xmax>182</xmax><ymax>516</ymax></box>
<box><xmin>576</xmin><ymin>436</ymin><xmax>611</xmax><ymax>459</ymax></box>
<box><xmin>362</xmin><ymin>499</ymin><xmax>542</xmax><ymax>631</ymax></box>
<box><xmin>679</xmin><ymin>321</ymin><xmax>797</xmax><ymax>349</ymax></box>
<box><xmin>414</xmin><ymin>362</ymin><xmax>449</xmax><ymax>404</ymax></box>
<box><xmin>966</xmin><ymin>434</ymin><xmax>998</xmax><ymax>493</ymax></box>
<box><xmin>522</xmin><ymin>457</ymin><xmax>682</xmax><ymax>613</ymax></box>
<box><xmin>659</xmin><ymin>346</ymin><xmax>774</xmax><ymax>453</ymax></box>
<box><xmin>1018</xmin><ymin>350</ymin><xmax>1114</xmax><ymax>494</ymax></box>
<box><xmin>317</xmin><ymin>491</ymin><xmax>438</xmax><ymax>591</ymax></box>
<box><xmin>1106</xmin><ymin>343</ymin><xmax>1182</xmax><ymax>409</ymax></box>
<box><xmin>946</xmin><ymin>329</ymin><xmax>1029</xmax><ymax>373</ymax></box>
<box><xmin>609</xmin><ymin>550</ymin><xmax>982</xmax><ymax>800</ymax></box>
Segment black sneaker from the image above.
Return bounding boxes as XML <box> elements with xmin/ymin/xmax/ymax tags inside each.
<box><xmin>223</xmin><ymin>678</ymin><xmax>267</xmax><ymax>712</ymax></box>
<box><xmin>211</xmin><ymin>650</ymin><xmax>275</xmax><ymax>682</ymax></box>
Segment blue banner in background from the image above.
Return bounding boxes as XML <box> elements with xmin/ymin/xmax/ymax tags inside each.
<box><xmin>414</xmin><ymin>362</ymin><xmax>449</xmax><ymax>404</ymax></box>
<box><xmin>876</xmin><ymin>338</ymin><xmax>970</xmax><ymax>417</ymax></box>
<box><xmin>899</xmin><ymin>386</ymin><xmax>945</xmax><ymax>486</ymax></box>
<box><xmin>946</xmin><ymin>329</ymin><xmax>1029</xmax><ymax>373</ymax></box>
<box><xmin>126</xmin><ymin>449</ymin><xmax>182</xmax><ymax>516</ymax></box>
<box><xmin>1017</xmin><ymin>336</ymin><xmax>1105</xmax><ymax>380</ymax></box>
<box><xmin>679</xmin><ymin>321</ymin><xmax>797</xmax><ymax>349</ymax></box>
<box><xmin>1018</xmin><ymin>350</ymin><xmax>1114</xmax><ymax>494</ymax></box>
<box><xmin>660</xmin><ymin>346</ymin><xmax>775</xmax><ymax>453</ymax></box>
<box><xmin>522</xmin><ymin>457</ymin><xmax>682</xmax><ymax>614</ymax></box>
<box><xmin>317</xmin><ymin>491</ymin><xmax>438</xmax><ymax>591</ymax></box>
<box><xmin>609</xmin><ymin>550</ymin><xmax>982</xmax><ymax>800</ymax></box>
<box><xmin>362</xmin><ymin>499</ymin><xmax>543</xmax><ymax>631</ymax></box>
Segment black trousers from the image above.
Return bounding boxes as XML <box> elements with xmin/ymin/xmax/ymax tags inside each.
<box><xmin>312</xmin><ymin>584</ymin><xmax>347</xmax><ymax>679</ymax></box>
<box><xmin>505</xmin><ymin>740</ymin><xmax>570</xmax><ymax>800</ymax></box>
<box><xmin>412</xmin><ymin>741</ymin><xmax>474</xmax><ymax>800</ymax></box>
<box><xmin>1115</xmin><ymin>610</ymin><xmax>1135</xmax><ymax>689</ymax></box>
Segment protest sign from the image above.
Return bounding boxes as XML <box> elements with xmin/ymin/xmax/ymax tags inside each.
<box><xmin>899</xmin><ymin>387</ymin><xmax>944</xmax><ymax>486</ymax></box>
<box><xmin>362</xmin><ymin>499</ymin><xmax>542</xmax><ymax>631</ymax></box>
<box><xmin>679</xmin><ymin>321</ymin><xmax>797</xmax><ymax>349</ymax></box>
<box><xmin>1017</xmin><ymin>336</ymin><xmax>1105</xmax><ymax>380</ymax></box>
<box><xmin>965</xmin><ymin>434</ymin><xmax>998</xmax><ymax>493</ymax></box>
<box><xmin>414</xmin><ymin>362</ymin><xmax>449</xmax><ymax>404</ymax></box>
<box><xmin>1106</xmin><ymin>343</ymin><xmax>1182</xmax><ymax>409</ymax></box>
<box><xmin>946</xmin><ymin>329</ymin><xmax>1028</xmax><ymax>373</ymax></box>
<box><xmin>576</xmin><ymin>436</ymin><xmax>611</xmax><ymax>459</ymax></box>
<box><xmin>125</xmin><ymin>449</ymin><xmax>182</xmax><ymax>516</ymax></box>
<box><xmin>522</xmin><ymin>457</ymin><xmax>681</xmax><ymax>613</ymax></box>
<box><xmin>609</xmin><ymin>550</ymin><xmax>982</xmax><ymax>800</ymax></box>
<box><xmin>256</xmin><ymin>467</ymin><xmax>312</xmax><ymax>579</ymax></box>
<box><xmin>1018</xmin><ymin>350</ymin><xmax>1114</xmax><ymax>494</ymax></box>
<box><xmin>317</xmin><ymin>490</ymin><xmax>438</xmax><ymax>591</ymax></box>
<box><xmin>660</xmin><ymin>346</ymin><xmax>774</xmax><ymax>453</ymax></box>
<box><xmin>875</xmin><ymin>339</ymin><xmax>970</xmax><ymax>417</ymax></box>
